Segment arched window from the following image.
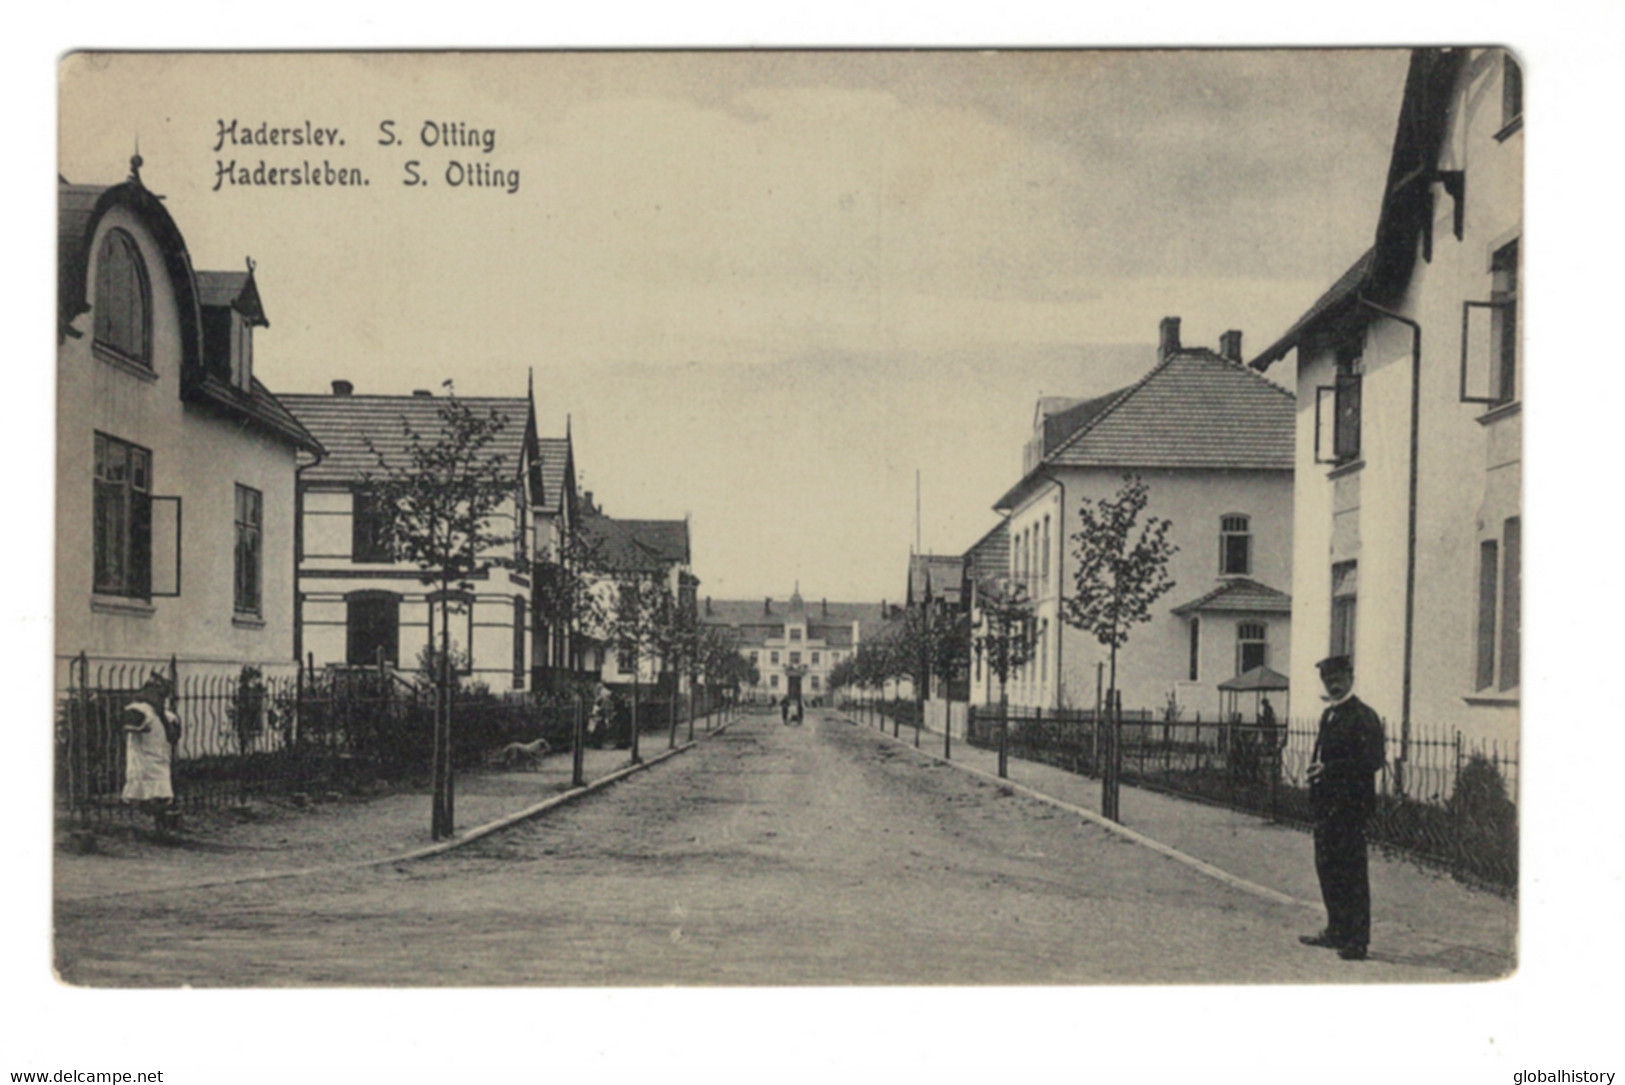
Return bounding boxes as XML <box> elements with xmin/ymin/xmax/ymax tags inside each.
<box><xmin>1220</xmin><ymin>514</ymin><xmax>1252</xmax><ymax>576</ymax></box>
<box><xmin>1236</xmin><ymin>621</ymin><xmax>1268</xmax><ymax>674</ymax></box>
<box><xmin>93</xmin><ymin>229</ymin><xmax>151</xmax><ymax>366</ymax></box>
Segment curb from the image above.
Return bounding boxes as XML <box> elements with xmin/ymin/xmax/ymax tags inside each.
<box><xmin>61</xmin><ymin>716</ymin><xmax>735</xmax><ymax>902</ymax></box>
<box><xmin>840</xmin><ymin>713</ymin><xmax>1320</xmax><ymax>913</ymax></box>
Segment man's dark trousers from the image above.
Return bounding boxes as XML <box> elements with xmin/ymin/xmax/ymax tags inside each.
<box><xmin>1313</xmin><ymin>810</ymin><xmax>1370</xmax><ymax>947</ymax></box>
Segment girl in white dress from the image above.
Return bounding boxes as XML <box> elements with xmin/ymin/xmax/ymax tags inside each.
<box><xmin>122</xmin><ymin>672</ymin><xmax>181</xmax><ymax>830</ymax></box>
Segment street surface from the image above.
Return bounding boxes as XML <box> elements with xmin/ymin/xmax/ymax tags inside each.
<box><xmin>56</xmin><ymin>709</ymin><xmax>1484</xmax><ymax>986</ymax></box>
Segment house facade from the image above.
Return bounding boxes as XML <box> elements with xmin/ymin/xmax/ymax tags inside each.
<box><xmin>281</xmin><ymin>384</ymin><xmax>540</xmax><ymax>692</ymax></box>
<box><xmin>988</xmin><ymin>318</ymin><xmax>1296</xmax><ymax>721</ymax></box>
<box><xmin>56</xmin><ymin>163</ymin><xmax>322</xmax><ymax>683</ymax></box>
<box><xmin>577</xmin><ymin>509</ymin><xmax>696</xmax><ymax>690</ymax></box>
<box><xmin>1251</xmin><ymin>48</ymin><xmax>1522</xmax><ymax>752</ymax></box>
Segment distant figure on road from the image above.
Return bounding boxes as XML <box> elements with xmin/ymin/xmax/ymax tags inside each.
<box><xmin>1299</xmin><ymin>655</ymin><xmax>1386</xmax><ymax>961</ymax></box>
<box><xmin>780</xmin><ymin>696</ymin><xmax>789</xmax><ymax>725</ymax></box>
<box><xmin>122</xmin><ymin>671</ymin><xmax>181</xmax><ymax>832</ymax></box>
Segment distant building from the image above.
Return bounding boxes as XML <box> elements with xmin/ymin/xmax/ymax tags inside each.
<box><xmin>989</xmin><ymin>318</ymin><xmax>1296</xmax><ymax>719</ymax></box>
<box><xmin>56</xmin><ymin>161</ymin><xmax>322</xmax><ymax>682</ymax></box>
<box><xmin>282</xmin><ymin>383</ymin><xmax>541</xmax><ymax>691</ymax></box>
<box><xmin>1251</xmin><ymin>47</ymin><xmax>1521</xmax><ymax>751</ymax></box>
<box><xmin>701</xmin><ymin>591</ymin><xmax>889</xmax><ymax>702</ymax></box>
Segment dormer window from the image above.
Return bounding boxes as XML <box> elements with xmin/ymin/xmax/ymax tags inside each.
<box><xmin>203</xmin><ymin>307</ymin><xmax>256</xmax><ymax>392</ymax></box>
<box><xmin>93</xmin><ymin>229</ymin><xmax>151</xmax><ymax>367</ymax></box>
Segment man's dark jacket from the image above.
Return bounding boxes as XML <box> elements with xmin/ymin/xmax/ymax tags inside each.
<box><xmin>1311</xmin><ymin>695</ymin><xmax>1386</xmax><ymax>819</ymax></box>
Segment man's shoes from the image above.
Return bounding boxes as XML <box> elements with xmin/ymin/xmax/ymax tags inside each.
<box><xmin>1337</xmin><ymin>943</ymin><xmax>1368</xmax><ymax>961</ymax></box>
<box><xmin>1298</xmin><ymin>931</ymin><xmax>1345</xmax><ymax>949</ymax></box>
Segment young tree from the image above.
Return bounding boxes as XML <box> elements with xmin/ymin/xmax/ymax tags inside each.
<box><xmin>599</xmin><ymin>570</ymin><xmax>677</xmax><ymax>764</ymax></box>
<box><xmin>1060</xmin><ymin>474</ymin><xmax>1178</xmax><ymax>819</ymax></box>
<box><xmin>363</xmin><ymin>382</ymin><xmax>523</xmax><ymax>840</ymax></box>
<box><xmin>531</xmin><ymin>524</ymin><xmax>605</xmax><ymax>687</ymax></box>
<box><xmin>973</xmin><ymin>577</ymin><xmax>1036</xmax><ymax>777</ymax></box>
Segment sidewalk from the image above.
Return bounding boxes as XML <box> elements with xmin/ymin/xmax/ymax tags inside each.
<box><xmin>843</xmin><ymin>709</ymin><xmax>1516</xmax><ymax>976</ymax></box>
<box><xmin>54</xmin><ymin>713</ymin><xmax>734</xmax><ymax>903</ymax></box>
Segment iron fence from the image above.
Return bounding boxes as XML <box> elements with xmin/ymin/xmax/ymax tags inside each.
<box><xmin>57</xmin><ymin>653</ymin><xmax>733</xmax><ymax>829</ymax></box>
<box><xmin>962</xmin><ymin>705</ymin><xmax>1517</xmax><ymax>893</ymax></box>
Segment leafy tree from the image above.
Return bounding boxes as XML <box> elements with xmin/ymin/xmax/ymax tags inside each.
<box><xmin>972</xmin><ymin>577</ymin><xmax>1035</xmax><ymax>776</ymax></box>
<box><xmin>1060</xmin><ymin>474</ymin><xmax>1178</xmax><ymax>818</ymax></box>
<box><xmin>363</xmin><ymin>382</ymin><xmax>524</xmax><ymax>839</ymax></box>
<box><xmin>598</xmin><ymin>570</ymin><xmax>678</xmax><ymax>763</ymax></box>
<box><xmin>531</xmin><ymin>523</ymin><xmax>606</xmax><ymax>682</ymax></box>
<box><xmin>1060</xmin><ymin>474</ymin><xmax>1179</xmax><ymax>710</ymax></box>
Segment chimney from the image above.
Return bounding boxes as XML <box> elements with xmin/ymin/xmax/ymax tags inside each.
<box><xmin>764</xmin><ymin>596</ymin><xmax>772</xmax><ymax>616</ymax></box>
<box><xmin>821</xmin><ymin>598</ymin><xmax>828</xmax><ymax>618</ymax></box>
<box><xmin>705</xmin><ymin>596</ymin><xmax>712</xmax><ymax>616</ymax></box>
<box><xmin>412</xmin><ymin>389</ymin><xmax>432</xmax><ymax>397</ymax></box>
<box><xmin>1220</xmin><ymin>330</ymin><xmax>1243</xmax><ymax>363</ymax></box>
<box><xmin>1158</xmin><ymin>317</ymin><xmax>1181</xmax><ymax>360</ymax></box>
<box><xmin>331</xmin><ymin>379</ymin><xmax>354</xmax><ymax>397</ymax></box>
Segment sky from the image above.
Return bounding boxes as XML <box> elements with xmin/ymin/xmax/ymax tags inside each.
<box><xmin>60</xmin><ymin>50</ymin><xmax>1409</xmax><ymax>604</ymax></box>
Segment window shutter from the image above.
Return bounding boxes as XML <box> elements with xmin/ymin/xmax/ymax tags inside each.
<box><xmin>1313</xmin><ymin>386</ymin><xmax>1337</xmax><ymax>464</ymax></box>
<box><xmin>148</xmin><ymin>495</ymin><xmax>182</xmax><ymax>597</ymax></box>
<box><xmin>1333</xmin><ymin>372</ymin><xmax>1362</xmax><ymax>461</ymax></box>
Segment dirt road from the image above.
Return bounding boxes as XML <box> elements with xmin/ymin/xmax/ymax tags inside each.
<box><xmin>54</xmin><ymin>710</ymin><xmax>1482</xmax><ymax>986</ymax></box>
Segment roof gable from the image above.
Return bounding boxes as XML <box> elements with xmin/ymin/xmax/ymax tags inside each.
<box><xmin>1046</xmin><ymin>349</ymin><xmax>1294</xmax><ymax>471</ymax></box>
<box><xmin>281</xmin><ymin>393</ymin><xmax>531</xmax><ymax>484</ymax></box>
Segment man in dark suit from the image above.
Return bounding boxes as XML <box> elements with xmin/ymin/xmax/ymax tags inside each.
<box><xmin>1299</xmin><ymin>654</ymin><xmax>1386</xmax><ymax>961</ymax></box>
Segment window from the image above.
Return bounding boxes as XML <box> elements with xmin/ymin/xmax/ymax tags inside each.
<box><xmin>1462</xmin><ymin>240</ymin><xmax>1519</xmax><ymax>407</ymax></box>
<box><xmin>234</xmin><ymin>484</ymin><xmax>263</xmax><ymax>614</ymax></box>
<box><xmin>1220</xmin><ymin>515</ymin><xmax>1252</xmax><ymax>576</ymax></box>
<box><xmin>1236</xmin><ymin>621</ymin><xmax>1268</xmax><ymax>674</ymax></box>
<box><xmin>1188</xmin><ymin>617</ymin><xmax>1201</xmax><ymax>681</ymax></box>
<box><xmin>1475</xmin><ymin>540</ymin><xmax>1499</xmax><ymax>690</ymax></box>
<box><xmin>93</xmin><ymin>229</ymin><xmax>151</xmax><ymax>366</ymax></box>
<box><xmin>1330</xmin><ymin>561</ymin><xmax>1358</xmax><ymax>660</ymax></box>
<box><xmin>749</xmin><ymin>650</ymin><xmax>759</xmax><ymax>665</ymax></box>
<box><xmin>1042</xmin><ymin>515</ymin><xmax>1051</xmax><ymax>593</ymax></box>
<box><xmin>1501</xmin><ymin>52</ymin><xmax>1523</xmax><ymax>132</ymax></box>
<box><xmin>1315</xmin><ymin>350</ymin><xmax>1362</xmax><ymax>464</ymax></box>
<box><xmin>346</xmin><ymin>591</ymin><xmax>400</xmax><ymax>666</ymax></box>
<box><xmin>789</xmin><ymin>651</ymin><xmax>801</xmax><ymax>666</ymax></box>
<box><xmin>617</xmin><ymin>647</ymin><xmax>637</xmax><ymax>673</ymax></box>
<box><xmin>770</xmin><ymin>674</ymin><xmax>780</xmax><ymax>689</ymax></box>
<box><xmin>811</xmin><ymin>651</ymin><xmax>821</xmax><ymax>665</ymax></box>
<box><xmin>351</xmin><ymin>489</ymin><xmax>394</xmax><ymax>562</ymax></box>
<box><xmin>770</xmin><ymin>651</ymin><xmax>780</xmax><ymax>665</ymax></box>
<box><xmin>1501</xmin><ymin>518</ymin><xmax>1521</xmax><ymax>691</ymax></box>
<box><xmin>427</xmin><ymin>590</ymin><xmax>475</xmax><ymax>675</ymax></box>
<box><xmin>810</xmin><ymin>676</ymin><xmax>820</xmax><ymax>691</ymax></box>
<box><xmin>94</xmin><ymin>432</ymin><xmax>152</xmax><ymax>596</ymax></box>
<box><xmin>789</xmin><ymin>627</ymin><xmax>802</xmax><ymax>641</ymax></box>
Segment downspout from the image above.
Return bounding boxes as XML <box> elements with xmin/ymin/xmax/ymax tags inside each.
<box><xmin>292</xmin><ymin>445</ymin><xmax>327</xmax><ymax>666</ymax></box>
<box><xmin>1044</xmin><ymin>469</ymin><xmax>1067</xmax><ymax>710</ymax></box>
<box><xmin>1355</xmin><ymin>294</ymin><xmax>1420</xmax><ymax>796</ymax></box>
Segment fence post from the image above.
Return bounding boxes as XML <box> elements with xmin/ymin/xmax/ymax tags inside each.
<box><xmin>69</xmin><ymin>652</ymin><xmax>89</xmax><ymax>824</ymax></box>
<box><xmin>998</xmin><ymin>700</ymin><xmax>1009</xmax><ymax>780</ymax></box>
<box><xmin>571</xmin><ymin>697</ymin><xmax>586</xmax><ymax>788</ymax></box>
<box><xmin>943</xmin><ymin>700</ymin><xmax>952</xmax><ymax>761</ymax></box>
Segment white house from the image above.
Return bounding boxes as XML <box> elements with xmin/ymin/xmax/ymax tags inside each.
<box><xmin>1250</xmin><ymin>47</ymin><xmax>1521</xmax><ymax>755</ymax></box>
<box><xmin>987</xmin><ymin>318</ymin><xmax>1296</xmax><ymax>721</ymax></box>
<box><xmin>56</xmin><ymin>161</ymin><xmax>322</xmax><ymax>685</ymax></box>
<box><xmin>577</xmin><ymin>508</ymin><xmax>696</xmax><ymax>691</ymax></box>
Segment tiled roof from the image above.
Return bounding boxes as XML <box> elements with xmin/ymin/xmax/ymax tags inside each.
<box><xmin>1249</xmin><ymin>248</ymin><xmax>1375</xmax><ymax>371</ymax></box>
<box><xmin>1040</xmin><ymin>388</ymin><xmax>1133</xmax><ymax>458</ymax></box>
<box><xmin>700</xmin><ymin>598</ymin><xmax>891</xmax><ymax>628</ymax></box>
<box><xmin>281</xmin><ymin>393</ymin><xmax>531</xmax><ymax>485</ymax></box>
<box><xmin>1170</xmin><ymin>577</ymin><xmax>1292</xmax><ymax>616</ymax></box>
<box><xmin>580</xmin><ymin>515</ymin><xmax>690</xmax><ymax>570</ymax></box>
<box><xmin>999</xmin><ymin>349</ymin><xmax>1295</xmax><ymax>504</ymax></box>
<box><xmin>536</xmin><ymin>436</ymin><xmax>572</xmax><ymax>515</ymax></box>
<box><xmin>963</xmin><ymin>519</ymin><xmax>1010</xmax><ymax>585</ymax></box>
<box><xmin>907</xmin><ymin>553</ymin><xmax>966</xmax><ymax>605</ymax></box>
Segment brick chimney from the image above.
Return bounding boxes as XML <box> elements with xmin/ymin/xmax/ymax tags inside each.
<box><xmin>1158</xmin><ymin>317</ymin><xmax>1181</xmax><ymax>360</ymax></box>
<box><xmin>821</xmin><ymin>597</ymin><xmax>828</xmax><ymax>618</ymax></box>
<box><xmin>704</xmin><ymin>596</ymin><xmax>712</xmax><ymax>616</ymax></box>
<box><xmin>763</xmin><ymin>596</ymin><xmax>772</xmax><ymax>615</ymax></box>
<box><xmin>412</xmin><ymin>388</ymin><xmax>432</xmax><ymax>397</ymax></box>
<box><xmin>331</xmin><ymin>379</ymin><xmax>354</xmax><ymax>396</ymax></box>
<box><xmin>1219</xmin><ymin>329</ymin><xmax>1243</xmax><ymax>363</ymax></box>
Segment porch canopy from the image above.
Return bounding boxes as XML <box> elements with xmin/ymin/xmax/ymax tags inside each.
<box><xmin>1218</xmin><ymin>664</ymin><xmax>1289</xmax><ymax>722</ymax></box>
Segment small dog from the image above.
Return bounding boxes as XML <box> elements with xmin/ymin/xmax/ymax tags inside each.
<box><xmin>491</xmin><ymin>737</ymin><xmax>552</xmax><ymax>770</ymax></box>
